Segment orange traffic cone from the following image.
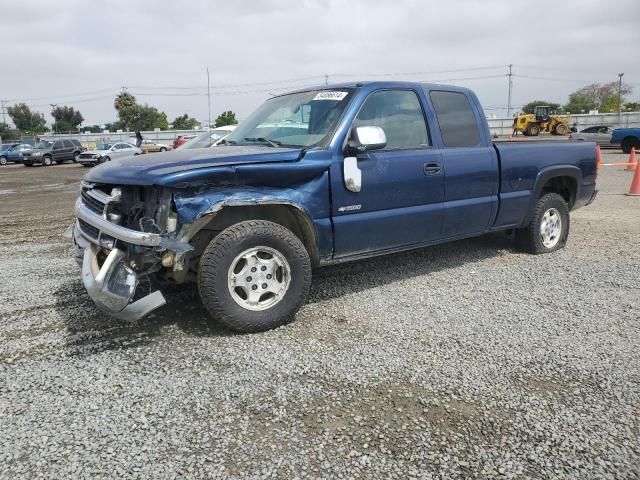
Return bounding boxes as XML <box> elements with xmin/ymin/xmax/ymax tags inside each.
<box><xmin>595</xmin><ymin>145</ymin><xmax>602</xmax><ymax>169</ymax></box>
<box><xmin>625</xmin><ymin>147</ymin><xmax>637</xmax><ymax>171</ymax></box>
<box><xmin>627</xmin><ymin>158</ymin><xmax>640</xmax><ymax>196</ymax></box>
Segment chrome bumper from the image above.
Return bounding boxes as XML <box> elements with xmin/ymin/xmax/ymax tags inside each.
<box><xmin>75</xmin><ymin>198</ymin><xmax>163</xmax><ymax>247</ymax></box>
<box><xmin>70</xmin><ymin>220</ymin><xmax>166</xmax><ymax>321</ymax></box>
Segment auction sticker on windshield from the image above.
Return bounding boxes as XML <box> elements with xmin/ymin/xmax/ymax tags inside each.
<box><xmin>313</xmin><ymin>91</ymin><xmax>348</xmax><ymax>101</ymax></box>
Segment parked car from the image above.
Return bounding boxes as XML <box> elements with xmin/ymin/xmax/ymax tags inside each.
<box><xmin>0</xmin><ymin>143</ymin><xmax>32</xmax><ymax>165</ymax></box>
<box><xmin>611</xmin><ymin>128</ymin><xmax>640</xmax><ymax>154</ymax></box>
<box><xmin>569</xmin><ymin>125</ymin><xmax>615</xmax><ymax>147</ymax></box>
<box><xmin>70</xmin><ymin>81</ymin><xmax>597</xmax><ymax>332</ymax></box>
<box><xmin>138</xmin><ymin>139</ymin><xmax>171</xmax><ymax>153</ymax></box>
<box><xmin>173</xmin><ymin>135</ymin><xmax>197</xmax><ymax>149</ymax></box>
<box><xmin>179</xmin><ymin>126</ymin><xmax>237</xmax><ymax>149</ymax></box>
<box><xmin>78</xmin><ymin>143</ymin><xmax>142</xmax><ymax>167</ymax></box>
<box><xmin>21</xmin><ymin>139</ymin><xmax>83</xmax><ymax>166</ymax></box>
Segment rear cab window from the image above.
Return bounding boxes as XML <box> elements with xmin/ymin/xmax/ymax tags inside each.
<box><xmin>428</xmin><ymin>90</ymin><xmax>481</xmax><ymax>148</ymax></box>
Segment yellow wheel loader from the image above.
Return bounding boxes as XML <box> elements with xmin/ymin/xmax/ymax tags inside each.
<box><xmin>513</xmin><ymin>106</ymin><xmax>571</xmax><ymax>137</ymax></box>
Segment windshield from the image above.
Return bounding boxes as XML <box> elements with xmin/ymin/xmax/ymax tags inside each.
<box><xmin>181</xmin><ymin>130</ymin><xmax>232</xmax><ymax>149</ymax></box>
<box><xmin>97</xmin><ymin>144</ymin><xmax>113</xmax><ymax>150</ymax></box>
<box><xmin>34</xmin><ymin>141</ymin><xmax>52</xmax><ymax>149</ymax></box>
<box><xmin>224</xmin><ymin>89</ymin><xmax>354</xmax><ymax>148</ymax></box>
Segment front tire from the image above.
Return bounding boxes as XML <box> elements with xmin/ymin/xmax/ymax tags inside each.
<box><xmin>526</xmin><ymin>125</ymin><xmax>540</xmax><ymax>136</ymax></box>
<box><xmin>0</xmin><ymin>156</ymin><xmax>7</xmax><ymax>166</ymax></box>
<box><xmin>515</xmin><ymin>193</ymin><xmax>569</xmax><ymax>254</ymax></box>
<box><xmin>43</xmin><ymin>156</ymin><xmax>52</xmax><ymax>166</ymax></box>
<box><xmin>198</xmin><ymin>220</ymin><xmax>312</xmax><ymax>333</ymax></box>
<box><xmin>159</xmin><ymin>147</ymin><xmax>167</xmax><ymax>152</ymax></box>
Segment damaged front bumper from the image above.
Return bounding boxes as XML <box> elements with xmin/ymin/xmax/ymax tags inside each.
<box><xmin>69</xmin><ymin>200</ymin><xmax>168</xmax><ymax>321</ymax></box>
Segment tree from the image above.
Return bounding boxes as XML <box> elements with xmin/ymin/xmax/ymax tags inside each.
<box><xmin>113</xmin><ymin>92</ymin><xmax>168</xmax><ymax>131</ymax></box>
<box><xmin>563</xmin><ymin>82</ymin><xmax>633</xmax><ymax>114</ymax></box>
<box><xmin>172</xmin><ymin>113</ymin><xmax>200</xmax><ymax>130</ymax></box>
<box><xmin>624</xmin><ymin>101</ymin><xmax>640</xmax><ymax>111</ymax></box>
<box><xmin>215</xmin><ymin>110</ymin><xmax>237</xmax><ymax>127</ymax></box>
<box><xmin>521</xmin><ymin>100</ymin><xmax>561</xmax><ymax>115</ymax></box>
<box><xmin>0</xmin><ymin>122</ymin><xmax>20</xmax><ymax>141</ymax></box>
<box><xmin>82</xmin><ymin>124</ymin><xmax>104</xmax><ymax>133</ymax></box>
<box><xmin>51</xmin><ymin>105</ymin><xmax>84</xmax><ymax>133</ymax></box>
<box><xmin>114</xmin><ymin>92</ymin><xmax>136</xmax><ymax>113</ymax></box>
<box><xmin>7</xmin><ymin>103</ymin><xmax>48</xmax><ymax>134</ymax></box>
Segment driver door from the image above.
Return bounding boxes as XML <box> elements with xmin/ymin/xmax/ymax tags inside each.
<box><xmin>330</xmin><ymin>89</ymin><xmax>445</xmax><ymax>258</ymax></box>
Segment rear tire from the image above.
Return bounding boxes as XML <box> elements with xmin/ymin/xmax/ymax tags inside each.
<box><xmin>555</xmin><ymin>123</ymin><xmax>568</xmax><ymax>135</ymax></box>
<box><xmin>526</xmin><ymin>125</ymin><xmax>540</xmax><ymax>136</ymax></box>
<box><xmin>198</xmin><ymin>220</ymin><xmax>312</xmax><ymax>333</ymax></box>
<box><xmin>159</xmin><ymin>147</ymin><xmax>167</xmax><ymax>152</ymax></box>
<box><xmin>0</xmin><ymin>156</ymin><xmax>7</xmax><ymax>166</ymax></box>
<box><xmin>515</xmin><ymin>193</ymin><xmax>569</xmax><ymax>254</ymax></box>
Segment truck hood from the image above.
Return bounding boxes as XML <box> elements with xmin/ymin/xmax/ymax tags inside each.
<box><xmin>84</xmin><ymin>145</ymin><xmax>303</xmax><ymax>186</ymax></box>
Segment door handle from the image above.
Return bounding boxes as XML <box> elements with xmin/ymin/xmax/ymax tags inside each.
<box><xmin>423</xmin><ymin>162</ymin><xmax>441</xmax><ymax>175</ymax></box>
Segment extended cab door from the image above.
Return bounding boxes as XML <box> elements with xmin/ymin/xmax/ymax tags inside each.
<box><xmin>330</xmin><ymin>88</ymin><xmax>445</xmax><ymax>257</ymax></box>
<box><xmin>426</xmin><ymin>89</ymin><xmax>499</xmax><ymax>237</ymax></box>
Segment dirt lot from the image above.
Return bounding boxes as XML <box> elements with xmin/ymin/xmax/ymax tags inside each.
<box><xmin>1</xmin><ymin>152</ymin><xmax>639</xmax><ymax>478</ymax></box>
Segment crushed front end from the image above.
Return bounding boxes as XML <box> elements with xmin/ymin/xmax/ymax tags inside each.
<box><xmin>68</xmin><ymin>181</ymin><xmax>190</xmax><ymax>320</ymax></box>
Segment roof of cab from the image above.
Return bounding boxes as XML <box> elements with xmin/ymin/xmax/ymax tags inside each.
<box><xmin>275</xmin><ymin>81</ymin><xmax>476</xmax><ymax>97</ymax></box>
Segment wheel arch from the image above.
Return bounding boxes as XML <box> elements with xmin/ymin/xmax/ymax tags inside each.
<box><xmin>523</xmin><ymin>166</ymin><xmax>581</xmax><ymax>225</ymax></box>
<box><xmin>185</xmin><ymin>201</ymin><xmax>321</xmax><ymax>267</ymax></box>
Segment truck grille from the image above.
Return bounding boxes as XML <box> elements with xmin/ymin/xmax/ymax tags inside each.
<box><xmin>78</xmin><ymin>218</ymin><xmax>99</xmax><ymax>240</ymax></box>
<box><xmin>81</xmin><ymin>190</ymin><xmax>105</xmax><ymax>215</ymax></box>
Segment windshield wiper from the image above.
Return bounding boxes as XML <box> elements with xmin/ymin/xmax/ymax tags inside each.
<box><xmin>218</xmin><ymin>138</ymin><xmax>238</xmax><ymax>146</ymax></box>
<box><xmin>244</xmin><ymin>137</ymin><xmax>282</xmax><ymax>147</ymax></box>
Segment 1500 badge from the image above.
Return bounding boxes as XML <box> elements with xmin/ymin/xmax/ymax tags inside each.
<box><xmin>338</xmin><ymin>204</ymin><xmax>362</xmax><ymax>212</ymax></box>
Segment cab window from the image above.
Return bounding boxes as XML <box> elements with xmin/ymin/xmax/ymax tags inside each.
<box><xmin>429</xmin><ymin>90</ymin><xmax>481</xmax><ymax>148</ymax></box>
<box><xmin>353</xmin><ymin>89</ymin><xmax>429</xmax><ymax>149</ymax></box>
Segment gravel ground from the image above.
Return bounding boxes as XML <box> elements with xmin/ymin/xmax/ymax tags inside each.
<box><xmin>1</xmin><ymin>153</ymin><xmax>639</xmax><ymax>479</ymax></box>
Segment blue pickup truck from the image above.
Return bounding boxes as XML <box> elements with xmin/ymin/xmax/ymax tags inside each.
<box><xmin>611</xmin><ymin>128</ymin><xmax>640</xmax><ymax>153</ymax></box>
<box><xmin>69</xmin><ymin>81</ymin><xmax>597</xmax><ymax>332</ymax></box>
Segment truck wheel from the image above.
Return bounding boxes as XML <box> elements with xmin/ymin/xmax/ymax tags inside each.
<box><xmin>526</xmin><ymin>125</ymin><xmax>540</xmax><ymax>136</ymax></box>
<box><xmin>0</xmin><ymin>156</ymin><xmax>7</xmax><ymax>166</ymax></box>
<box><xmin>43</xmin><ymin>156</ymin><xmax>52</xmax><ymax>166</ymax></box>
<box><xmin>555</xmin><ymin>123</ymin><xmax>568</xmax><ymax>135</ymax></box>
<box><xmin>515</xmin><ymin>193</ymin><xmax>569</xmax><ymax>254</ymax></box>
<box><xmin>198</xmin><ymin>220</ymin><xmax>312</xmax><ymax>333</ymax></box>
<box><xmin>621</xmin><ymin>137</ymin><xmax>638</xmax><ymax>154</ymax></box>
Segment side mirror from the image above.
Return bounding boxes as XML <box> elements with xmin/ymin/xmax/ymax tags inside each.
<box><xmin>343</xmin><ymin>157</ymin><xmax>361</xmax><ymax>193</ymax></box>
<box><xmin>349</xmin><ymin>126</ymin><xmax>386</xmax><ymax>152</ymax></box>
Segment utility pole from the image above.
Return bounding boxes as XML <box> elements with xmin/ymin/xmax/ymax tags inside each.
<box><xmin>506</xmin><ymin>64</ymin><xmax>513</xmax><ymax>119</ymax></box>
<box><xmin>50</xmin><ymin>104</ymin><xmax>57</xmax><ymax>134</ymax></box>
<box><xmin>207</xmin><ymin>67</ymin><xmax>212</xmax><ymax>139</ymax></box>
<box><xmin>617</xmin><ymin>72</ymin><xmax>624</xmax><ymax>126</ymax></box>
<box><xmin>0</xmin><ymin>100</ymin><xmax>6</xmax><ymax>124</ymax></box>
<box><xmin>324</xmin><ymin>74</ymin><xmax>329</xmax><ymax>86</ymax></box>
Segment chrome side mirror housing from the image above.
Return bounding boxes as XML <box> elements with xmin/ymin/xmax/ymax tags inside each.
<box><xmin>343</xmin><ymin>157</ymin><xmax>361</xmax><ymax>193</ymax></box>
<box><xmin>350</xmin><ymin>126</ymin><xmax>386</xmax><ymax>151</ymax></box>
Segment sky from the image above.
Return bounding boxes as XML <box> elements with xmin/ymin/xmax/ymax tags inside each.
<box><xmin>1</xmin><ymin>0</ymin><xmax>639</xmax><ymax>128</ymax></box>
